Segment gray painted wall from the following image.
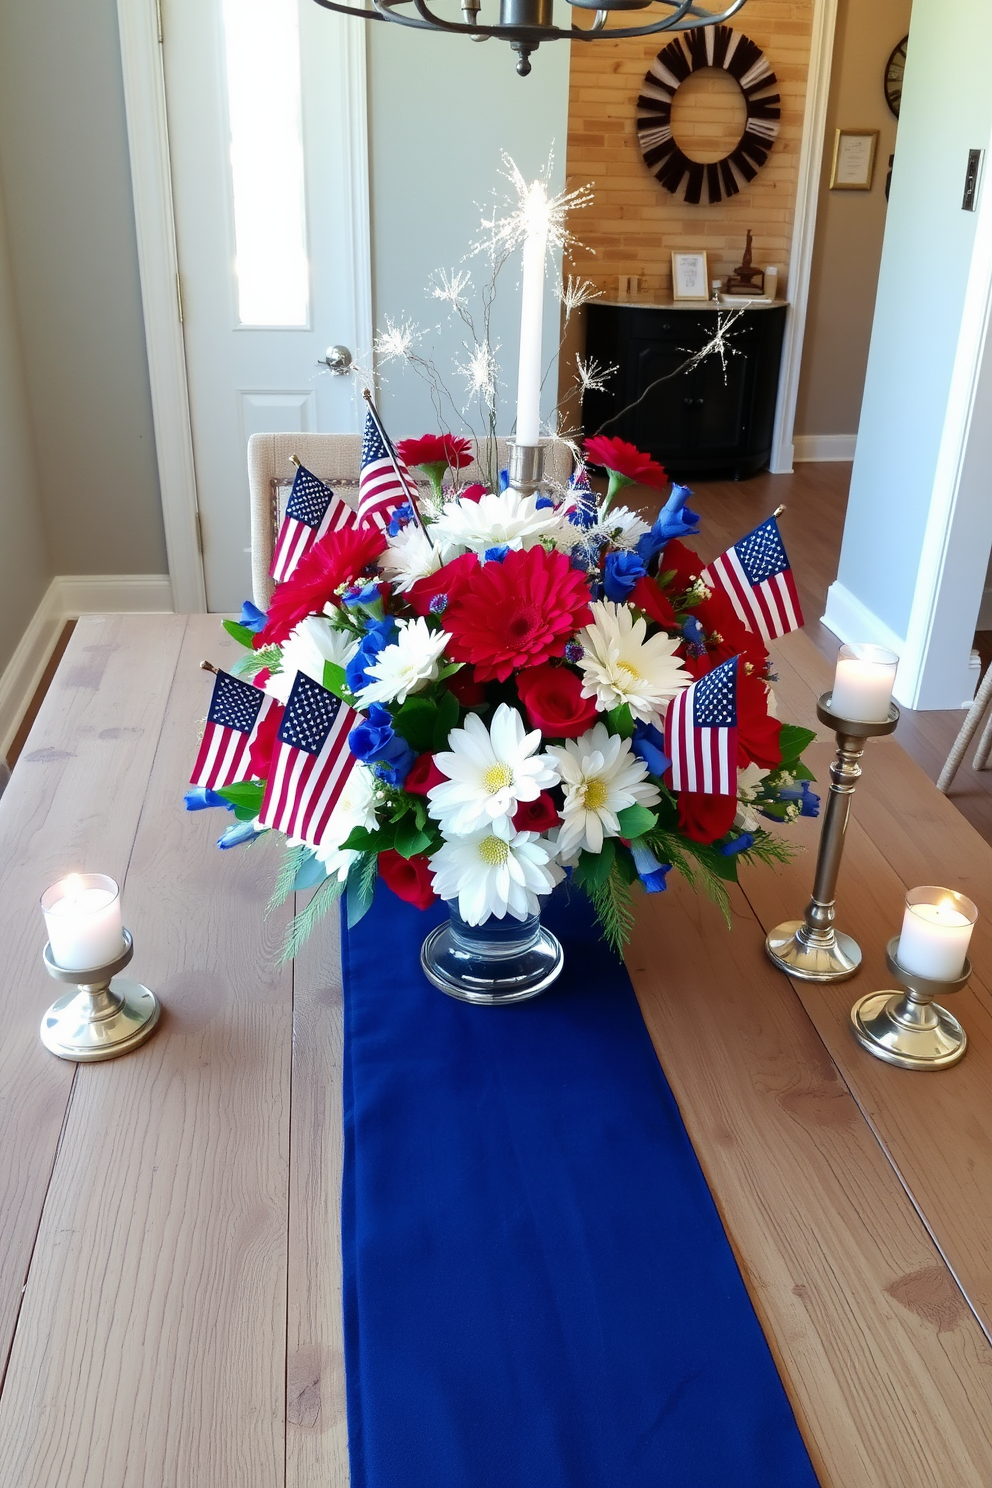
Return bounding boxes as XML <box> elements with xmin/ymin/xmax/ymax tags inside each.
<box><xmin>367</xmin><ymin>29</ymin><xmax>571</xmax><ymax>441</ymax></box>
<box><xmin>0</xmin><ymin>0</ymin><xmax>167</xmax><ymax>578</ymax></box>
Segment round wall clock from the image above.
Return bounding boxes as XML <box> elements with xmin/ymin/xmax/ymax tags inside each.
<box><xmin>636</xmin><ymin>26</ymin><xmax>781</xmax><ymax>206</ymax></box>
<box><xmin>884</xmin><ymin>35</ymin><xmax>908</xmax><ymax>119</ymax></box>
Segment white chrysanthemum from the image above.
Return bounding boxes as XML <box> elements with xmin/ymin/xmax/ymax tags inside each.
<box><xmin>735</xmin><ymin>762</ymin><xmax>770</xmax><ymax>834</ymax></box>
<box><xmin>430</xmin><ymin>489</ymin><xmax>561</xmax><ymax>555</ymax></box>
<box><xmin>379</xmin><ymin>522</ymin><xmax>460</xmax><ymax>594</ymax></box>
<box><xmin>550</xmin><ymin>723</ymin><xmax>661</xmax><ymax>859</ymax></box>
<box><xmin>265</xmin><ymin>616</ymin><xmax>360</xmax><ymax>705</ymax></box>
<box><xmin>594</xmin><ymin>505</ymin><xmax>650</xmax><ymax>551</ymax></box>
<box><xmin>428</xmin><ymin>703</ymin><xmax>559</xmax><ymax>836</ymax></box>
<box><xmin>429</xmin><ymin>815</ymin><xmax>564</xmax><ymax>924</ymax></box>
<box><xmin>577</xmin><ymin>601</ymin><xmax>690</xmax><ymax>725</ymax></box>
<box><xmin>357</xmin><ymin>617</ymin><xmax>451</xmax><ymax>707</ymax></box>
<box><xmin>313</xmin><ymin>764</ymin><xmax>379</xmax><ymax>883</ymax></box>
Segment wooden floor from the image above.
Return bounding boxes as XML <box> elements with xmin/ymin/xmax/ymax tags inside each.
<box><xmin>623</xmin><ymin>462</ymin><xmax>992</xmax><ymax>847</ymax></box>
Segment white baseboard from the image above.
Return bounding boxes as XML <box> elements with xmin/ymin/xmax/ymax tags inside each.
<box><xmin>793</xmin><ymin>434</ymin><xmax>857</xmax><ymax>462</ymax></box>
<box><xmin>0</xmin><ymin>573</ymin><xmax>173</xmax><ymax>757</ymax></box>
<box><xmin>822</xmin><ymin>581</ymin><xmax>905</xmax><ymax>657</ymax></box>
<box><xmin>977</xmin><ymin>584</ymin><xmax>992</xmax><ymax>630</ymax></box>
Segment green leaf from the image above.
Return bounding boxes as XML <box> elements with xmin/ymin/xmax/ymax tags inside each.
<box><xmin>606</xmin><ymin>703</ymin><xmax>635</xmax><ymax>739</ymax></box>
<box><xmin>616</xmin><ymin>803</ymin><xmax>658</xmax><ymax>839</ymax></box>
<box><xmin>575</xmin><ymin>838</ymin><xmax>616</xmax><ymax>891</ymax></box>
<box><xmin>322</xmin><ymin>660</ymin><xmax>352</xmax><ymax>701</ymax></box>
<box><xmin>612</xmin><ymin>843</ymin><xmax>639</xmax><ymax>886</ymax></box>
<box><xmin>411</xmin><ymin>796</ymin><xmax>428</xmax><ymax>830</ymax></box>
<box><xmin>346</xmin><ymin>852</ymin><xmax>378</xmax><ymax>928</ymax></box>
<box><xmin>231</xmin><ymin>644</ymin><xmax>281</xmax><ymax>681</ymax></box>
<box><xmin>216</xmin><ymin>781</ymin><xmax>265</xmax><ymax>821</ymax></box>
<box><xmin>393</xmin><ymin>815</ymin><xmax>431</xmax><ymax>860</ymax></box>
<box><xmin>777</xmin><ymin>724</ymin><xmax>817</xmax><ymax>764</ymax></box>
<box><xmin>657</xmin><ymin>569</ymin><xmax>676</xmax><ymax>589</ymax></box>
<box><xmin>433</xmin><ymin>689</ymin><xmax>460</xmax><ymax>751</ymax></box>
<box><xmin>222</xmin><ymin>619</ymin><xmax>255</xmax><ymax>649</ymax></box>
<box><xmin>392</xmin><ymin>695</ymin><xmax>437</xmax><ymax>752</ymax></box>
<box><xmin>339</xmin><ymin>823</ymin><xmax>395</xmax><ymax>854</ymax></box>
<box><xmin>436</xmin><ymin>661</ymin><xmax>464</xmax><ymax>681</ymax></box>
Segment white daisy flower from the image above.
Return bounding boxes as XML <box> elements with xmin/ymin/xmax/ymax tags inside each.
<box><xmin>429</xmin><ymin>815</ymin><xmax>564</xmax><ymax>924</ymax></box>
<box><xmin>312</xmin><ymin>764</ymin><xmax>379</xmax><ymax>883</ymax></box>
<box><xmin>265</xmin><ymin>616</ymin><xmax>360</xmax><ymax>705</ymax></box>
<box><xmin>735</xmin><ymin>762</ymin><xmax>770</xmax><ymax>833</ymax></box>
<box><xmin>430</xmin><ymin>489</ymin><xmax>561</xmax><ymax>555</ymax></box>
<box><xmin>577</xmin><ymin>601</ymin><xmax>690</xmax><ymax>725</ymax></box>
<box><xmin>357</xmin><ymin>617</ymin><xmax>451</xmax><ymax>707</ymax></box>
<box><xmin>428</xmin><ymin>703</ymin><xmax>559</xmax><ymax>836</ymax></box>
<box><xmin>549</xmin><ymin>722</ymin><xmax>661</xmax><ymax>859</ymax></box>
<box><xmin>594</xmin><ymin>505</ymin><xmax>650</xmax><ymax>551</ymax></box>
<box><xmin>379</xmin><ymin>522</ymin><xmax>459</xmax><ymax>595</ymax></box>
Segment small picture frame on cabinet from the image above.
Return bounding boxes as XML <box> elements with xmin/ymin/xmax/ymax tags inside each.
<box><xmin>671</xmin><ymin>250</ymin><xmax>710</xmax><ymax>301</ymax></box>
<box><xmin>829</xmin><ymin>130</ymin><xmax>879</xmax><ymax>190</ymax></box>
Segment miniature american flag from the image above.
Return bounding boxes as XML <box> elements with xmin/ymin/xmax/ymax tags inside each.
<box><xmin>190</xmin><ymin>670</ymin><xmax>279</xmax><ymax>790</ymax></box>
<box><xmin>258</xmin><ymin>671</ymin><xmax>359</xmax><ymax>847</ymax></box>
<box><xmin>664</xmin><ymin>656</ymin><xmax>739</xmax><ymax>796</ymax></box>
<box><xmin>271</xmin><ymin>463</ymin><xmax>354</xmax><ymax>584</ymax></box>
<box><xmin>356</xmin><ymin>409</ymin><xmax>417</xmax><ymax>532</ymax></box>
<box><xmin>700</xmin><ymin>517</ymin><xmax>803</xmax><ymax>643</ymax></box>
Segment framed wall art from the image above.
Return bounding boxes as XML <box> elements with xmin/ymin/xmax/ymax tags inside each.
<box><xmin>671</xmin><ymin>250</ymin><xmax>710</xmax><ymax>301</ymax></box>
<box><xmin>829</xmin><ymin>130</ymin><xmax>879</xmax><ymax>191</ymax></box>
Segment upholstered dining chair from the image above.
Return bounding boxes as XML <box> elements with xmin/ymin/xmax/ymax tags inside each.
<box><xmin>247</xmin><ymin>432</ymin><xmax>573</xmax><ymax>609</ymax></box>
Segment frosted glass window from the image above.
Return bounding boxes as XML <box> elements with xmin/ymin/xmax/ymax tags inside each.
<box><xmin>222</xmin><ymin>0</ymin><xmax>309</xmax><ymax>326</ymax></box>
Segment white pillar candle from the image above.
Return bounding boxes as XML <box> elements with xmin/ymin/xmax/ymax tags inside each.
<box><xmin>41</xmin><ymin>873</ymin><xmax>124</xmax><ymax>972</ymax></box>
<box><xmin>514</xmin><ymin>181</ymin><xmax>548</xmax><ymax>449</ymax></box>
<box><xmin>830</xmin><ymin>643</ymin><xmax>898</xmax><ymax>723</ymax></box>
<box><xmin>898</xmin><ymin>888</ymin><xmax>977</xmax><ymax>981</ymax></box>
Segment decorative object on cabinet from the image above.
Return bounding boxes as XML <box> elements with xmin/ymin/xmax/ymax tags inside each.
<box><xmin>671</xmin><ymin>250</ymin><xmax>710</xmax><ymax>301</ymax></box>
<box><xmin>582</xmin><ymin>301</ymin><xmax>787</xmax><ymax>481</ymax></box>
<box><xmin>636</xmin><ymin>27</ymin><xmax>780</xmax><ymax>205</ymax></box>
<box><xmin>724</xmin><ymin>230</ymin><xmax>765</xmax><ymax>297</ymax></box>
<box><xmin>829</xmin><ymin>130</ymin><xmax>879</xmax><ymax>191</ymax></box>
<box><xmin>884</xmin><ymin>35</ymin><xmax>908</xmax><ymax>120</ymax></box>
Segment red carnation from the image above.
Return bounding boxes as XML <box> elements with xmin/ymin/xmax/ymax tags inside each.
<box><xmin>457</xmin><ymin>483</ymin><xmax>487</xmax><ymax>503</ymax></box>
<box><xmin>737</xmin><ymin>671</ymin><xmax>782</xmax><ymax>770</ymax></box>
<box><xmin>446</xmin><ymin>666</ymin><xmax>487</xmax><ymax>707</ymax></box>
<box><xmin>378</xmin><ymin>850</ymin><xmax>437</xmax><ymax>911</ymax></box>
<box><xmin>403</xmin><ymin>752</ymin><xmax>446</xmax><ymax>795</ymax></box>
<box><xmin>407</xmin><ymin>552</ymin><xmax>479</xmax><ymax>618</ymax></box>
<box><xmin>583</xmin><ymin>435</ymin><xmax>667</xmax><ymax>498</ymax></box>
<box><xmin>630</xmin><ymin>575</ymin><xmax>678</xmax><ymax>629</ymax></box>
<box><xmin>512</xmin><ymin>791</ymin><xmax>561</xmax><ymax>834</ymax></box>
<box><xmin>516</xmin><ymin>662</ymin><xmax>599</xmax><ymax>739</ymax></box>
<box><xmin>658</xmin><ymin>538</ymin><xmax>704</xmax><ymax>590</ymax></box>
<box><xmin>444</xmin><ymin>546</ymin><xmax>593</xmax><ymax>683</ymax></box>
<box><xmin>246</xmin><ymin>700</ymin><xmax>284</xmax><ymax>780</ymax></box>
<box><xmin>677</xmin><ymin>791</ymin><xmax>737</xmax><ymax>845</ymax></box>
<box><xmin>256</xmin><ymin>525</ymin><xmax>386</xmax><ymax>645</ymax></box>
<box><xmin>396</xmin><ymin>434</ymin><xmax>473</xmax><ymax>472</ymax></box>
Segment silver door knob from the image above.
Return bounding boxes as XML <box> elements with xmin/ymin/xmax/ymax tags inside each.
<box><xmin>319</xmin><ymin>345</ymin><xmax>353</xmax><ymax>374</ymax></box>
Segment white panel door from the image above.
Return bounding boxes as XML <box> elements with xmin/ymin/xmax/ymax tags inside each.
<box><xmin>162</xmin><ymin>0</ymin><xmax>371</xmax><ymax>611</ymax></box>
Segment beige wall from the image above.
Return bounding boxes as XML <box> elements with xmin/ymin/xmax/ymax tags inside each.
<box><xmin>0</xmin><ymin>0</ymin><xmax>167</xmax><ymax>578</ymax></box>
<box><xmin>795</xmin><ymin>0</ymin><xmax>912</xmax><ymax>438</ymax></box>
<box><xmin>0</xmin><ymin>183</ymin><xmax>53</xmax><ymax>674</ymax></box>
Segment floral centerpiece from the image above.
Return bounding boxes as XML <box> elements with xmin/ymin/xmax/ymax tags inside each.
<box><xmin>187</xmin><ymin>429</ymin><xmax>817</xmax><ymax>973</ymax></box>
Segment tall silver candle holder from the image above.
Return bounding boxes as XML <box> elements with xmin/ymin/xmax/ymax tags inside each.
<box><xmin>851</xmin><ymin>935</ymin><xmax>971</xmax><ymax>1070</ymax></box>
<box><xmin>41</xmin><ymin>929</ymin><xmax>160</xmax><ymax>1062</ymax></box>
<box><xmin>506</xmin><ymin>438</ymin><xmax>547</xmax><ymax>497</ymax></box>
<box><xmin>765</xmin><ymin>692</ymin><xmax>899</xmax><ymax>982</ymax></box>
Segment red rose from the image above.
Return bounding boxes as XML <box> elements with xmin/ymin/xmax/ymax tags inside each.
<box><xmin>512</xmin><ymin>791</ymin><xmax>561</xmax><ymax>834</ymax></box>
<box><xmin>256</xmin><ymin>524</ymin><xmax>386</xmax><ymax>645</ymax></box>
<box><xmin>404</xmin><ymin>752</ymin><xmax>446</xmax><ymax>795</ymax></box>
<box><xmin>736</xmin><ymin>671</ymin><xmax>782</xmax><ymax>770</ymax></box>
<box><xmin>246</xmin><ymin>700</ymin><xmax>284</xmax><ymax>780</ymax></box>
<box><xmin>629</xmin><ymin>575</ymin><xmax>677</xmax><ymax>629</ymax></box>
<box><xmin>407</xmin><ymin>552</ymin><xmax>479</xmax><ymax>618</ymax></box>
<box><xmin>444</xmin><ymin>546</ymin><xmax>593</xmax><ymax>683</ymax></box>
<box><xmin>658</xmin><ymin>538</ymin><xmax>704</xmax><ymax>591</ymax></box>
<box><xmin>516</xmin><ymin>663</ymin><xmax>599</xmax><ymax>739</ymax></box>
<box><xmin>692</xmin><ymin>585</ymin><xmax>768</xmax><ymax>674</ymax></box>
<box><xmin>446</xmin><ymin>666</ymin><xmax>487</xmax><ymax>707</ymax></box>
<box><xmin>583</xmin><ymin>435</ymin><xmax>667</xmax><ymax>492</ymax></box>
<box><xmin>378</xmin><ymin>850</ymin><xmax>437</xmax><ymax>911</ymax></box>
<box><xmin>677</xmin><ymin>791</ymin><xmax>737</xmax><ymax>845</ymax></box>
<box><xmin>396</xmin><ymin>434</ymin><xmax>473</xmax><ymax>473</ymax></box>
<box><xmin>457</xmin><ymin>482</ymin><xmax>487</xmax><ymax>503</ymax></box>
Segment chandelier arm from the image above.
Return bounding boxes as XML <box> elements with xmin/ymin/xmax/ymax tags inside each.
<box><xmin>571</xmin><ymin>0</ymin><xmax>747</xmax><ymax>41</ymax></box>
<box><xmin>378</xmin><ymin>0</ymin><xmax>573</xmax><ymax>36</ymax></box>
<box><xmin>311</xmin><ymin>0</ymin><xmax>388</xmax><ymax>18</ymax></box>
<box><xmin>312</xmin><ymin>0</ymin><xmax>747</xmax><ymax>40</ymax></box>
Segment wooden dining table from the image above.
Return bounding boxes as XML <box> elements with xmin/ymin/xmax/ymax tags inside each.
<box><xmin>1</xmin><ymin>611</ymin><xmax>992</xmax><ymax>1486</ymax></box>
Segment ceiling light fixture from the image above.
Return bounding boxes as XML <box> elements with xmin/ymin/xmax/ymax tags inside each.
<box><xmin>312</xmin><ymin>0</ymin><xmax>749</xmax><ymax>78</ymax></box>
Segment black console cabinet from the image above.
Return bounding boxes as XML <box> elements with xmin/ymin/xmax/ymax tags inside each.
<box><xmin>581</xmin><ymin>302</ymin><xmax>787</xmax><ymax>481</ymax></box>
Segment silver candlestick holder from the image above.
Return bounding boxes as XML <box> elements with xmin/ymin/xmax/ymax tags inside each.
<box><xmin>41</xmin><ymin>929</ymin><xmax>160</xmax><ymax>1062</ymax></box>
<box><xmin>765</xmin><ymin>693</ymin><xmax>899</xmax><ymax>982</ymax></box>
<box><xmin>851</xmin><ymin>936</ymin><xmax>970</xmax><ymax>1070</ymax></box>
<box><xmin>506</xmin><ymin>438</ymin><xmax>547</xmax><ymax>497</ymax></box>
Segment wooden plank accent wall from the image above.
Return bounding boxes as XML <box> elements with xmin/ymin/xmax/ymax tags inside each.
<box><xmin>563</xmin><ymin>4</ymin><xmax>815</xmax><ymax>302</ymax></box>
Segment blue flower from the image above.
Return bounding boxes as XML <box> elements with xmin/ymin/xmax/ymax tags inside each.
<box><xmin>239</xmin><ymin>600</ymin><xmax>268</xmax><ymax>634</ymax></box>
<box><xmin>498</xmin><ymin>467</ymin><xmax>510</xmax><ymax>492</ymax></box>
<box><xmin>682</xmin><ymin>615</ymin><xmax>707</xmax><ymax>657</ymax></box>
<box><xmin>631</xmin><ymin>720</ymin><xmax>671</xmax><ymax>779</ymax></box>
<box><xmin>345</xmin><ymin>618</ymin><xmax>397</xmax><ymax>693</ymax></box>
<box><xmin>348</xmin><ymin>702</ymin><xmax>415</xmax><ymax>786</ymax></box>
<box><xmin>603</xmin><ymin>550</ymin><xmax>647</xmax><ymax>602</ymax></box>
<box><xmin>630</xmin><ymin>842</ymin><xmax>671</xmax><ymax>893</ymax></box>
<box><xmin>637</xmin><ymin>484</ymin><xmax>701</xmax><ymax>562</ymax></box>
<box><xmin>567</xmin><ymin>498</ymin><xmax>598</xmax><ymax>530</ymax></box>
<box><xmin>535</xmin><ymin>495</ymin><xmax>555</xmax><ymax>509</ymax></box>
<box><xmin>483</xmin><ymin>545</ymin><xmax>509</xmax><ymax>564</ymax></box>
<box><xmin>564</xmin><ymin>640</ymin><xmax>584</xmax><ymax>664</ymax></box>
<box><xmin>778</xmin><ymin>780</ymin><xmax>820</xmax><ymax>818</ymax></box>
<box><xmin>342</xmin><ymin>579</ymin><xmax>383</xmax><ymax>611</ymax></box>
<box><xmin>217</xmin><ymin>820</ymin><xmax>263</xmax><ymax>849</ymax></box>
<box><xmin>719</xmin><ymin>831</ymin><xmax>755</xmax><ymax>856</ymax></box>
<box><xmin>429</xmin><ymin>594</ymin><xmax>449</xmax><ymax>615</ymax></box>
<box><xmin>387</xmin><ymin>502</ymin><xmax>414</xmax><ymax>536</ymax></box>
<box><xmin>184</xmin><ymin>787</ymin><xmax>235</xmax><ymax>813</ymax></box>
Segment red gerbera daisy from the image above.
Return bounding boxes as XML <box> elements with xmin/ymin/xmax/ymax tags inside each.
<box><xmin>406</xmin><ymin>551</ymin><xmax>479</xmax><ymax>618</ymax></box>
<box><xmin>256</xmin><ymin>524</ymin><xmax>386</xmax><ymax>645</ymax></box>
<box><xmin>444</xmin><ymin>547</ymin><xmax>593</xmax><ymax>683</ymax></box>
<box><xmin>396</xmin><ymin>434</ymin><xmax>472</xmax><ymax>480</ymax></box>
<box><xmin>583</xmin><ymin>435</ymin><xmax>667</xmax><ymax>497</ymax></box>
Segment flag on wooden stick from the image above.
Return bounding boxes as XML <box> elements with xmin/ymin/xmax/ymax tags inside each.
<box><xmin>356</xmin><ymin>406</ymin><xmax>418</xmax><ymax>533</ymax></box>
<box><xmin>271</xmin><ymin>462</ymin><xmax>354</xmax><ymax>584</ymax></box>
<box><xmin>190</xmin><ymin>670</ymin><xmax>280</xmax><ymax>790</ymax></box>
<box><xmin>664</xmin><ymin>656</ymin><xmax>739</xmax><ymax>796</ymax></box>
<box><xmin>700</xmin><ymin>516</ymin><xmax>803</xmax><ymax>643</ymax></box>
<box><xmin>259</xmin><ymin>671</ymin><xmax>359</xmax><ymax>847</ymax></box>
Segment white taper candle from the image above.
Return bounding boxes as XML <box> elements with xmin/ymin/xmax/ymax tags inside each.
<box><xmin>515</xmin><ymin>182</ymin><xmax>548</xmax><ymax>449</ymax></box>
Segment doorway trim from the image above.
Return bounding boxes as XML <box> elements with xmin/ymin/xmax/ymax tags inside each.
<box><xmin>769</xmin><ymin>0</ymin><xmax>840</xmax><ymax>474</ymax></box>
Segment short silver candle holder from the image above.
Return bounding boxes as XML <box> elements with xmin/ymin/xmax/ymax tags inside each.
<box><xmin>40</xmin><ymin>929</ymin><xmax>160</xmax><ymax>1062</ymax></box>
<box><xmin>506</xmin><ymin>438</ymin><xmax>547</xmax><ymax>497</ymax></box>
<box><xmin>851</xmin><ymin>936</ymin><xmax>970</xmax><ymax>1070</ymax></box>
<box><xmin>765</xmin><ymin>692</ymin><xmax>899</xmax><ymax>982</ymax></box>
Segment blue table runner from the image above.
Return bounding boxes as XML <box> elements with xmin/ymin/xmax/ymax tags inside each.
<box><xmin>341</xmin><ymin>887</ymin><xmax>818</xmax><ymax>1488</ymax></box>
